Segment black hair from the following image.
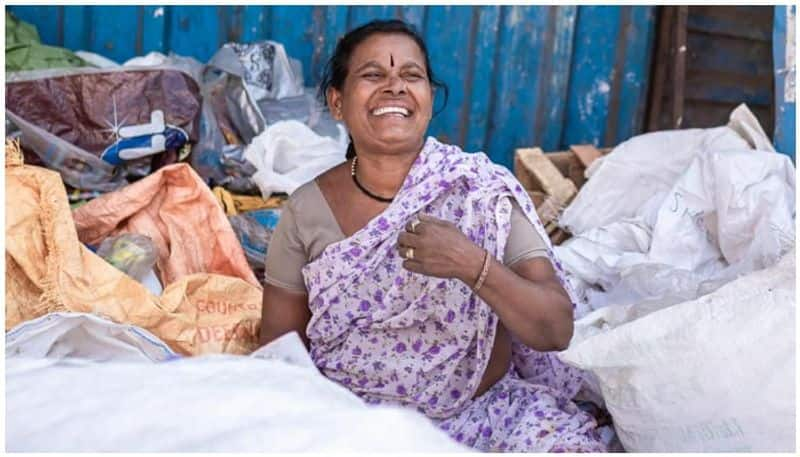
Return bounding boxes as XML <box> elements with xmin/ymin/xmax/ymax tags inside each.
<box><xmin>317</xmin><ymin>19</ymin><xmax>449</xmax><ymax>159</ymax></box>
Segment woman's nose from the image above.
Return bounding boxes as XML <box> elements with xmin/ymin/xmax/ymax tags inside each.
<box><xmin>384</xmin><ymin>75</ymin><xmax>406</xmax><ymax>94</ymax></box>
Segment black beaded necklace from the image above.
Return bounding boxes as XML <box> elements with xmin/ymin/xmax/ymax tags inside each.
<box><xmin>350</xmin><ymin>156</ymin><xmax>395</xmax><ymax>203</ymax></box>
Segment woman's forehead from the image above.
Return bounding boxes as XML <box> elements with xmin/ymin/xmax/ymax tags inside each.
<box><xmin>350</xmin><ymin>33</ymin><xmax>425</xmax><ymax>67</ymax></box>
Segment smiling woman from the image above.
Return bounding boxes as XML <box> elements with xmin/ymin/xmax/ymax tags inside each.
<box><xmin>258</xmin><ymin>19</ymin><xmax>607</xmax><ymax>453</ymax></box>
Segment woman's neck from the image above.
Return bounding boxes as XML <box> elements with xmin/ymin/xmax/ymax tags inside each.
<box><xmin>352</xmin><ymin>140</ymin><xmax>424</xmax><ymax>197</ymax></box>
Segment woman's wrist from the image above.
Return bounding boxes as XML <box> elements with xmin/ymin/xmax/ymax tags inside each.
<box><xmin>456</xmin><ymin>242</ymin><xmax>488</xmax><ymax>285</ymax></box>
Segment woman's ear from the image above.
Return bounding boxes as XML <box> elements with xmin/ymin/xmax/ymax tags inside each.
<box><xmin>327</xmin><ymin>87</ymin><xmax>343</xmax><ymax>120</ymax></box>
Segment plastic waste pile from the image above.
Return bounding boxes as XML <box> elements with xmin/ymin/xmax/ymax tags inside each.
<box><xmin>5</xmin><ymin>13</ymin><xmax>348</xmax><ymax>320</ymax></box>
<box><xmin>552</xmin><ymin>105</ymin><xmax>796</xmax><ymax>452</ymax></box>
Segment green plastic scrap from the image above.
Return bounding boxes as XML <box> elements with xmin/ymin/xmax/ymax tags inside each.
<box><xmin>6</xmin><ymin>11</ymin><xmax>41</xmax><ymax>47</ymax></box>
<box><xmin>5</xmin><ymin>11</ymin><xmax>90</xmax><ymax>72</ymax></box>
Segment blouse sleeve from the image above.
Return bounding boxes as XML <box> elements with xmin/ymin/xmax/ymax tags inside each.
<box><xmin>263</xmin><ymin>203</ymin><xmax>309</xmax><ymax>292</ymax></box>
<box><xmin>503</xmin><ymin>200</ymin><xmax>550</xmax><ymax>267</ymax></box>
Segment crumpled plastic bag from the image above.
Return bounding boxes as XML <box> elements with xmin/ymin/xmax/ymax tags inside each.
<box><xmin>203</xmin><ymin>40</ymin><xmax>306</xmax><ymax>145</ymax></box>
<box><xmin>96</xmin><ymin>233</ymin><xmax>158</xmax><ymax>281</ymax></box>
<box><xmin>559</xmin><ymin>147</ymin><xmax>795</xmax><ymax>314</ymax></box>
<box><xmin>257</xmin><ymin>88</ymin><xmax>344</xmax><ymax>138</ymax></box>
<box><xmin>555</xmin><ymin>105</ymin><xmax>795</xmax><ymax>316</ymax></box>
<box><xmin>229</xmin><ymin>209</ymin><xmax>282</xmax><ymax>282</ymax></box>
<box><xmin>105</xmin><ymin>51</ymin><xmax>247</xmax><ymax>192</ymax></box>
<box><xmin>188</xmin><ymin>51</ymin><xmax>264</xmax><ymax>190</ymax></box>
<box><xmin>244</xmin><ymin>120</ymin><xmax>348</xmax><ymax>197</ymax></box>
<box><xmin>211</xmin><ymin>41</ymin><xmax>305</xmax><ymax>102</ymax></box>
<box><xmin>647</xmin><ymin>148</ymin><xmax>795</xmax><ymax>274</ymax></box>
<box><xmin>190</xmin><ymin>42</ymin><xmax>341</xmax><ymax>193</ymax></box>
<box><xmin>5</xmin><ymin>65</ymin><xmax>202</xmax><ymax>190</ymax></box>
<box><xmin>73</xmin><ymin>163</ymin><xmax>259</xmax><ymax>288</ymax></box>
<box><xmin>6</xmin><ymin>11</ymin><xmax>40</xmax><ymax>47</ymax></box>
<box><xmin>559</xmin><ymin>250</ymin><xmax>796</xmax><ymax>452</ymax></box>
<box><xmin>5</xmin><ymin>150</ymin><xmax>262</xmax><ymax>355</ymax></box>
<box><xmin>96</xmin><ymin>233</ymin><xmax>164</xmax><ymax>295</ymax></box>
<box><xmin>559</xmin><ymin>104</ymin><xmax>772</xmax><ymax>235</ymax></box>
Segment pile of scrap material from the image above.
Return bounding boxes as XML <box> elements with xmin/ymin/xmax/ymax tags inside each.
<box><xmin>549</xmin><ymin>104</ymin><xmax>796</xmax><ymax>452</ymax></box>
<box><xmin>551</xmin><ymin>104</ymin><xmax>795</xmax><ymax>317</ymax></box>
<box><xmin>514</xmin><ymin>144</ymin><xmax>609</xmax><ymax>245</ymax></box>
<box><xmin>4</xmin><ymin>13</ymin><xmax>350</xmax><ymax>355</ymax></box>
<box><xmin>516</xmin><ymin>104</ymin><xmax>794</xmax><ymax>316</ymax></box>
<box><xmin>5</xmin><ymin>139</ymin><xmax>262</xmax><ymax>356</ymax></box>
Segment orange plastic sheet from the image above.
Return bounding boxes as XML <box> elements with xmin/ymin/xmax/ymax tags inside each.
<box><xmin>5</xmin><ymin>143</ymin><xmax>263</xmax><ymax>355</ymax></box>
<box><xmin>72</xmin><ymin>163</ymin><xmax>260</xmax><ymax>288</ymax></box>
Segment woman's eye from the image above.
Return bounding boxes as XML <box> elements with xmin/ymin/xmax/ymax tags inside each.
<box><xmin>363</xmin><ymin>73</ymin><xmax>382</xmax><ymax>80</ymax></box>
<box><xmin>404</xmin><ymin>74</ymin><xmax>423</xmax><ymax>81</ymax></box>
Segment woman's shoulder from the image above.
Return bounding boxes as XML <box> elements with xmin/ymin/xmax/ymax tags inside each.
<box><xmin>289</xmin><ymin>162</ymin><xmax>347</xmax><ymax>209</ymax></box>
<box><xmin>287</xmin><ymin>180</ymin><xmax>324</xmax><ymax>217</ymax></box>
<box><xmin>290</xmin><ymin>179</ymin><xmax>320</xmax><ymax>201</ymax></box>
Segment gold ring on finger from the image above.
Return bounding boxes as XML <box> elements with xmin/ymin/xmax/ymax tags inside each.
<box><xmin>410</xmin><ymin>219</ymin><xmax>421</xmax><ymax>233</ymax></box>
<box><xmin>406</xmin><ymin>247</ymin><xmax>415</xmax><ymax>260</ymax></box>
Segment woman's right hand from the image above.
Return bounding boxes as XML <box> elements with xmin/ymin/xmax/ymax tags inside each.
<box><xmin>396</xmin><ymin>214</ymin><xmax>485</xmax><ymax>285</ymax></box>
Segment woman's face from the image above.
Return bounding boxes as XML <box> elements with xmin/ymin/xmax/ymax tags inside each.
<box><xmin>328</xmin><ymin>33</ymin><xmax>433</xmax><ymax>155</ymax></box>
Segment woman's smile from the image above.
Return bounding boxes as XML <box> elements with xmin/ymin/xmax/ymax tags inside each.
<box><xmin>370</xmin><ymin>105</ymin><xmax>411</xmax><ymax>117</ymax></box>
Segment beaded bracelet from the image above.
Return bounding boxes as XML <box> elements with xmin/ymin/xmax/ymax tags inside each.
<box><xmin>472</xmin><ymin>249</ymin><xmax>491</xmax><ymax>293</ymax></box>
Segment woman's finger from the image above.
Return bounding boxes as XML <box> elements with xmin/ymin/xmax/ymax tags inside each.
<box><xmin>397</xmin><ymin>231</ymin><xmax>420</xmax><ymax>248</ymax></box>
<box><xmin>402</xmin><ymin>259</ymin><xmax>426</xmax><ymax>274</ymax></box>
<box><xmin>405</xmin><ymin>218</ymin><xmax>423</xmax><ymax>234</ymax></box>
<box><xmin>396</xmin><ymin>245</ymin><xmax>421</xmax><ymax>261</ymax></box>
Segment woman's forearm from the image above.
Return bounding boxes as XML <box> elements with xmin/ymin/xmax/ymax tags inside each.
<box><xmin>456</xmin><ymin>253</ymin><xmax>574</xmax><ymax>351</ymax></box>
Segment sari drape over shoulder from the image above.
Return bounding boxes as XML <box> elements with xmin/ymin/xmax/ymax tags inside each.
<box><xmin>302</xmin><ymin>138</ymin><xmax>604</xmax><ymax>452</ymax></box>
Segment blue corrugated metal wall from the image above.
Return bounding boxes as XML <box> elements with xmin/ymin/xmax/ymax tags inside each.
<box><xmin>773</xmin><ymin>5</ymin><xmax>796</xmax><ymax>161</ymax></box>
<box><xmin>6</xmin><ymin>5</ymin><xmax>655</xmax><ymax>169</ymax></box>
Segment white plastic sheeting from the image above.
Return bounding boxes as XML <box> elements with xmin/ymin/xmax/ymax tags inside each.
<box><xmin>556</xmin><ymin>105</ymin><xmax>795</xmax><ymax>317</ymax></box>
<box><xmin>244</xmin><ymin>119</ymin><xmax>348</xmax><ymax>197</ymax></box>
<box><xmin>6</xmin><ymin>325</ymin><xmax>466</xmax><ymax>452</ymax></box>
<box><xmin>560</xmin><ymin>250</ymin><xmax>796</xmax><ymax>452</ymax></box>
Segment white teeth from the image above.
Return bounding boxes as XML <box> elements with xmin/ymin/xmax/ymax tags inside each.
<box><xmin>372</xmin><ymin>106</ymin><xmax>409</xmax><ymax>116</ymax></box>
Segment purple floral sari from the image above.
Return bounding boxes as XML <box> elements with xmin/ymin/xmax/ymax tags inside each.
<box><xmin>302</xmin><ymin>137</ymin><xmax>605</xmax><ymax>452</ymax></box>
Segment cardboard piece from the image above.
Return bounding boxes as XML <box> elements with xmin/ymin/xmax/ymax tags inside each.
<box><xmin>514</xmin><ymin>144</ymin><xmax>611</xmax><ymax>245</ymax></box>
<box><xmin>569</xmin><ymin>144</ymin><xmax>605</xmax><ymax>169</ymax></box>
<box><xmin>514</xmin><ymin>147</ymin><xmax>578</xmax><ymax>205</ymax></box>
